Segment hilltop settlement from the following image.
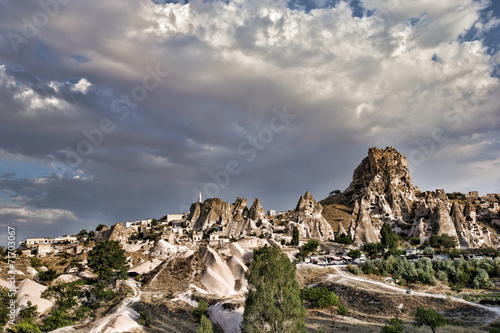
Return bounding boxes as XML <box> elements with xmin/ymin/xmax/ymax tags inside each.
<box><xmin>2</xmin><ymin>147</ymin><xmax>500</xmax><ymax>333</ymax></box>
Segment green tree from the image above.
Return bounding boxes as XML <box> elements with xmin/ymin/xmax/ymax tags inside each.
<box><xmin>413</xmin><ymin>306</ymin><xmax>447</xmax><ymax>333</ymax></box>
<box><xmin>381</xmin><ymin>317</ymin><xmax>404</xmax><ymax>333</ymax></box>
<box><xmin>192</xmin><ymin>300</ymin><xmax>208</xmax><ymax>321</ymax></box>
<box><xmin>381</xmin><ymin>223</ymin><xmax>398</xmax><ymax>250</ymax></box>
<box><xmin>151</xmin><ymin>218</ymin><xmax>158</xmax><ymax>227</ymax></box>
<box><xmin>0</xmin><ymin>287</ymin><xmax>15</xmax><ymax>329</ymax></box>
<box><xmin>337</xmin><ymin>304</ymin><xmax>348</xmax><ymax>317</ymax></box>
<box><xmin>197</xmin><ymin>315</ymin><xmax>213</xmax><ymax>333</ymax></box>
<box><xmin>348</xmin><ymin>249</ymin><xmax>361</xmax><ymax>259</ymax></box>
<box><xmin>38</xmin><ymin>268</ymin><xmax>59</xmax><ymax>283</ymax></box>
<box><xmin>364</xmin><ymin>242</ymin><xmax>383</xmax><ymax>256</ymax></box>
<box><xmin>242</xmin><ymin>246</ymin><xmax>306</xmax><ymax>333</ymax></box>
<box><xmin>95</xmin><ymin>224</ymin><xmax>107</xmax><ymax>232</ymax></box>
<box><xmin>429</xmin><ymin>235</ymin><xmax>457</xmax><ymax>249</ymax></box>
<box><xmin>19</xmin><ymin>301</ymin><xmax>39</xmax><ymax>324</ymax></box>
<box><xmin>409</xmin><ymin>237</ymin><xmax>420</xmax><ymax>246</ymax></box>
<box><xmin>77</xmin><ymin>229</ymin><xmax>88</xmax><ymax>239</ymax></box>
<box><xmin>334</xmin><ymin>234</ymin><xmax>353</xmax><ymax>245</ymax></box>
<box><xmin>292</xmin><ymin>226</ymin><xmax>299</xmax><ymax>246</ymax></box>
<box><xmin>87</xmin><ymin>240</ymin><xmax>128</xmax><ymax>282</ymax></box>
<box><xmin>7</xmin><ymin>321</ymin><xmax>42</xmax><ymax>333</ymax></box>
<box><xmin>300</xmin><ymin>287</ymin><xmax>338</xmax><ymax>309</ymax></box>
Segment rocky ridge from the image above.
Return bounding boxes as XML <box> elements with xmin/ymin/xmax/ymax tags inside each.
<box><xmin>330</xmin><ymin>147</ymin><xmax>497</xmax><ymax>248</ymax></box>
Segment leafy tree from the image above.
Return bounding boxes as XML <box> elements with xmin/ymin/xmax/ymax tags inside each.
<box><xmin>364</xmin><ymin>242</ymin><xmax>383</xmax><ymax>256</ymax></box>
<box><xmin>197</xmin><ymin>315</ymin><xmax>213</xmax><ymax>333</ymax></box>
<box><xmin>0</xmin><ymin>287</ymin><xmax>15</xmax><ymax>329</ymax></box>
<box><xmin>334</xmin><ymin>234</ymin><xmax>353</xmax><ymax>245</ymax></box>
<box><xmin>381</xmin><ymin>223</ymin><xmax>398</xmax><ymax>250</ymax></box>
<box><xmin>242</xmin><ymin>246</ymin><xmax>306</xmax><ymax>333</ymax></box>
<box><xmin>301</xmin><ymin>239</ymin><xmax>320</xmax><ymax>256</ymax></box>
<box><xmin>409</xmin><ymin>237</ymin><xmax>421</xmax><ymax>246</ymax></box>
<box><xmin>87</xmin><ymin>240</ymin><xmax>128</xmax><ymax>282</ymax></box>
<box><xmin>19</xmin><ymin>301</ymin><xmax>39</xmax><ymax>324</ymax></box>
<box><xmin>300</xmin><ymin>287</ymin><xmax>338</xmax><ymax>309</ymax></box>
<box><xmin>95</xmin><ymin>224</ymin><xmax>107</xmax><ymax>232</ymax></box>
<box><xmin>348</xmin><ymin>249</ymin><xmax>361</xmax><ymax>259</ymax></box>
<box><xmin>292</xmin><ymin>226</ymin><xmax>299</xmax><ymax>246</ymax></box>
<box><xmin>423</xmin><ymin>247</ymin><xmax>435</xmax><ymax>255</ymax></box>
<box><xmin>429</xmin><ymin>235</ymin><xmax>457</xmax><ymax>249</ymax></box>
<box><xmin>42</xmin><ymin>309</ymin><xmax>74</xmax><ymax>331</ymax></box>
<box><xmin>192</xmin><ymin>300</ymin><xmax>208</xmax><ymax>321</ymax></box>
<box><xmin>38</xmin><ymin>268</ymin><xmax>59</xmax><ymax>283</ymax></box>
<box><xmin>77</xmin><ymin>229</ymin><xmax>87</xmax><ymax>239</ymax></box>
<box><xmin>151</xmin><ymin>218</ymin><xmax>158</xmax><ymax>227</ymax></box>
<box><xmin>337</xmin><ymin>304</ymin><xmax>348</xmax><ymax>317</ymax></box>
<box><xmin>413</xmin><ymin>306</ymin><xmax>447</xmax><ymax>333</ymax></box>
<box><xmin>381</xmin><ymin>317</ymin><xmax>404</xmax><ymax>333</ymax></box>
<box><xmin>30</xmin><ymin>257</ymin><xmax>43</xmax><ymax>268</ymax></box>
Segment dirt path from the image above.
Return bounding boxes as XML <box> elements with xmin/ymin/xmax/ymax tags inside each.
<box><xmin>88</xmin><ymin>279</ymin><xmax>142</xmax><ymax>333</ymax></box>
<box><xmin>302</xmin><ymin>264</ymin><xmax>500</xmax><ymax>320</ymax></box>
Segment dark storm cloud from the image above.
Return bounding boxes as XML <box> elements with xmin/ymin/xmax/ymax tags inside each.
<box><xmin>0</xmin><ymin>0</ymin><xmax>499</xmax><ymax>243</ymax></box>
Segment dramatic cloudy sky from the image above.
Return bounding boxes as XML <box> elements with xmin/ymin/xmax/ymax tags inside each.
<box><xmin>0</xmin><ymin>0</ymin><xmax>499</xmax><ymax>244</ymax></box>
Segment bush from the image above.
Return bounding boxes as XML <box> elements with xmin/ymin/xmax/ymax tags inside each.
<box><xmin>347</xmin><ymin>264</ymin><xmax>362</xmax><ymax>275</ymax></box>
<box><xmin>381</xmin><ymin>317</ymin><xmax>404</xmax><ymax>333</ymax></box>
<box><xmin>138</xmin><ymin>311</ymin><xmax>153</xmax><ymax>327</ymax></box>
<box><xmin>348</xmin><ymin>249</ymin><xmax>361</xmax><ymax>259</ymax></box>
<box><xmin>409</xmin><ymin>237</ymin><xmax>421</xmax><ymax>246</ymax></box>
<box><xmin>38</xmin><ymin>269</ymin><xmax>58</xmax><ymax>282</ymax></box>
<box><xmin>337</xmin><ymin>304</ymin><xmax>348</xmax><ymax>317</ymax></box>
<box><xmin>30</xmin><ymin>258</ymin><xmax>43</xmax><ymax>268</ymax></box>
<box><xmin>334</xmin><ymin>234</ymin><xmax>353</xmax><ymax>245</ymax></box>
<box><xmin>300</xmin><ymin>287</ymin><xmax>338</xmax><ymax>309</ymax></box>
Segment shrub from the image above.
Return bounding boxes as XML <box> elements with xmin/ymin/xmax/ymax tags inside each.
<box><xmin>38</xmin><ymin>268</ymin><xmax>59</xmax><ymax>282</ymax></box>
<box><xmin>334</xmin><ymin>234</ymin><xmax>353</xmax><ymax>245</ymax></box>
<box><xmin>381</xmin><ymin>317</ymin><xmax>404</xmax><ymax>333</ymax></box>
<box><xmin>138</xmin><ymin>311</ymin><xmax>153</xmax><ymax>327</ymax></box>
<box><xmin>348</xmin><ymin>249</ymin><xmax>361</xmax><ymax>259</ymax></box>
<box><xmin>337</xmin><ymin>304</ymin><xmax>348</xmax><ymax>317</ymax></box>
<box><xmin>347</xmin><ymin>264</ymin><xmax>362</xmax><ymax>275</ymax></box>
<box><xmin>413</xmin><ymin>306</ymin><xmax>447</xmax><ymax>332</ymax></box>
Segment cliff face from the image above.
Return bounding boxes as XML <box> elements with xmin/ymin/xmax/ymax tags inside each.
<box><xmin>185</xmin><ymin>197</ymin><xmax>265</xmax><ymax>239</ymax></box>
<box><xmin>340</xmin><ymin>147</ymin><xmax>494</xmax><ymax>248</ymax></box>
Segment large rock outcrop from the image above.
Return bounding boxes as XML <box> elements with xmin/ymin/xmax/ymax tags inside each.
<box><xmin>341</xmin><ymin>147</ymin><xmax>494</xmax><ymax>248</ymax></box>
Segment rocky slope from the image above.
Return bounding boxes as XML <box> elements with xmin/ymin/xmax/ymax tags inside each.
<box><xmin>325</xmin><ymin>147</ymin><xmax>497</xmax><ymax>248</ymax></box>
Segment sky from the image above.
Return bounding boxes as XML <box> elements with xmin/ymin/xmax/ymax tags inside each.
<box><xmin>0</xmin><ymin>0</ymin><xmax>499</xmax><ymax>245</ymax></box>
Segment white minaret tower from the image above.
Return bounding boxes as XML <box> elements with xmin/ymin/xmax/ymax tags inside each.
<box><xmin>198</xmin><ymin>191</ymin><xmax>202</xmax><ymax>203</ymax></box>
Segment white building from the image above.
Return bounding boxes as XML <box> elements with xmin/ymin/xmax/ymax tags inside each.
<box><xmin>23</xmin><ymin>235</ymin><xmax>77</xmax><ymax>248</ymax></box>
<box><xmin>125</xmin><ymin>219</ymin><xmax>152</xmax><ymax>231</ymax></box>
<box><xmin>267</xmin><ymin>210</ymin><xmax>276</xmax><ymax>216</ymax></box>
<box><xmin>165</xmin><ymin>214</ymin><xmax>184</xmax><ymax>223</ymax></box>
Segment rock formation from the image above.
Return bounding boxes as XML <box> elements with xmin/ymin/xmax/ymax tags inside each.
<box><xmin>286</xmin><ymin>191</ymin><xmax>334</xmax><ymax>240</ymax></box>
<box><xmin>341</xmin><ymin>147</ymin><xmax>494</xmax><ymax>248</ymax></box>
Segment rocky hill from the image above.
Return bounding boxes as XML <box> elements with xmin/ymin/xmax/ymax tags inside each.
<box><xmin>321</xmin><ymin>147</ymin><xmax>499</xmax><ymax>248</ymax></box>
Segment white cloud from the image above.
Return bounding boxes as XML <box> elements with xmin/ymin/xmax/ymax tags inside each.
<box><xmin>71</xmin><ymin>78</ymin><xmax>92</xmax><ymax>94</ymax></box>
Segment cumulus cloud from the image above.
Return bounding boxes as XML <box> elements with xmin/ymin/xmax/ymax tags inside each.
<box><xmin>0</xmin><ymin>0</ymin><xmax>498</xmax><ymax>242</ymax></box>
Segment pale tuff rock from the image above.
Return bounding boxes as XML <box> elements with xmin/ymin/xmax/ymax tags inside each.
<box><xmin>194</xmin><ymin>198</ymin><xmax>232</xmax><ymax>230</ymax></box>
<box><xmin>353</xmin><ymin>203</ymin><xmax>380</xmax><ymax>244</ymax></box>
<box><xmin>336</xmin><ymin>221</ymin><xmax>348</xmax><ymax>237</ymax></box>
<box><xmin>248</xmin><ymin>198</ymin><xmax>266</xmax><ymax>221</ymax></box>
<box><xmin>98</xmin><ymin>222</ymin><xmax>133</xmax><ymax>245</ymax></box>
<box><xmin>201</xmin><ymin>247</ymin><xmax>236</xmax><ymax>296</ymax></box>
<box><xmin>231</xmin><ymin>197</ymin><xmax>249</xmax><ymax>222</ymax></box>
<box><xmin>17</xmin><ymin>279</ymin><xmax>54</xmax><ymax>314</ymax></box>
<box><xmin>225</xmin><ymin>219</ymin><xmax>260</xmax><ymax>239</ymax></box>
<box><xmin>287</xmin><ymin>191</ymin><xmax>334</xmax><ymax>240</ymax></box>
<box><xmin>345</xmin><ymin>147</ymin><xmax>495</xmax><ymax>249</ymax></box>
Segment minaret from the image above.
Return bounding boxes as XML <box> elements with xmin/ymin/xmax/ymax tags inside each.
<box><xmin>198</xmin><ymin>191</ymin><xmax>202</xmax><ymax>203</ymax></box>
